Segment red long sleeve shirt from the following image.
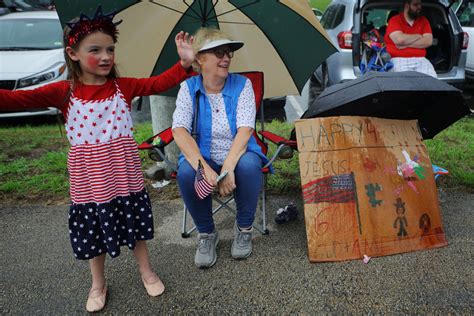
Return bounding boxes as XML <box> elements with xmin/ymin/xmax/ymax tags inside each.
<box><xmin>0</xmin><ymin>62</ymin><xmax>193</xmax><ymax>119</ymax></box>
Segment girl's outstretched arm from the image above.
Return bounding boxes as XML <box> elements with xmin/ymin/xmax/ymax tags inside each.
<box><xmin>0</xmin><ymin>81</ymin><xmax>70</xmax><ymax>113</ymax></box>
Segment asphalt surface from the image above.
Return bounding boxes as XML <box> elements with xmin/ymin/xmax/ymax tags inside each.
<box><xmin>0</xmin><ymin>188</ymin><xmax>472</xmax><ymax>314</ymax></box>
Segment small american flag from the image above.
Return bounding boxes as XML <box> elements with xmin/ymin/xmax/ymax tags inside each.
<box><xmin>194</xmin><ymin>160</ymin><xmax>214</xmax><ymax>200</ymax></box>
<box><xmin>302</xmin><ymin>173</ymin><xmax>356</xmax><ymax>204</ymax></box>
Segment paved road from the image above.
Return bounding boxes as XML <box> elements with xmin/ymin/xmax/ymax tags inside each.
<box><xmin>0</xmin><ymin>189</ymin><xmax>472</xmax><ymax>314</ymax></box>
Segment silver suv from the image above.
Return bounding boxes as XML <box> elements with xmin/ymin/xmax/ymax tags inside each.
<box><xmin>312</xmin><ymin>0</ymin><xmax>469</xmax><ymax>90</ymax></box>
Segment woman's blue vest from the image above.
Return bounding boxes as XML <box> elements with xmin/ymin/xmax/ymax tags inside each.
<box><xmin>177</xmin><ymin>73</ymin><xmax>270</xmax><ymax>169</ymax></box>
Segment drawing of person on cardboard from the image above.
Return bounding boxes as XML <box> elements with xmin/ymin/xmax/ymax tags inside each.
<box><xmin>393</xmin><ymin>198</ymin><xmax>408</xmax><ymax>237</ymax></box>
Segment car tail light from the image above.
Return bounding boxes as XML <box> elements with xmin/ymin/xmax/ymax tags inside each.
<box><xmin>463</xmin><ymin>32</ymin><xmax>469</xmax><ymax>50</ymax></box>
<box><xmin>337</xmin><ymin>31</ymin><xmax>353</xmax><ymax>49</ymax></box>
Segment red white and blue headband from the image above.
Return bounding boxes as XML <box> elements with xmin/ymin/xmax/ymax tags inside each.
<box><xmin>66</xmin><ymin>5</ymin><xmax>122</xmax><ymax>47</ymax></box>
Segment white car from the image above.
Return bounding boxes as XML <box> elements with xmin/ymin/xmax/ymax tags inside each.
<box><xmin>0</xmin><ymin>10</ymin><xmax>66</xmax><ymax>118</ymax></box>
<box><xmin>456</xmin><ymin>1</ymin><xmax>474</xmax><ymax>80</ymax></box>
<box><xmin>312</xmin><ymin>0</ymin><xmax>469</xmax><ymax>91</ymax></box>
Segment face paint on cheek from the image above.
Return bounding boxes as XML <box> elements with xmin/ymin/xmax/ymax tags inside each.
<box><xmin>87</xmin><ymin>56</ymin><xmax>99</xmax><ymax>69</ymax></box>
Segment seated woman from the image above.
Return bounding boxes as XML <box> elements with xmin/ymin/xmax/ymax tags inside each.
<box><xmin>172</xmin><ymin>27</ymin><xmax>268</xmax><ymax>269</ymax></box>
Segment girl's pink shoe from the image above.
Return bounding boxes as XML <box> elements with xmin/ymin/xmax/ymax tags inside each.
<box><xmin>86</xmin><ymin>285</ymin><xmax>107</xmax><ymax>312</ymax></box>
<box><xmin>141</xmin><ymin>274</ymin><xmax>165</xmax><ymax>297</ymax></box>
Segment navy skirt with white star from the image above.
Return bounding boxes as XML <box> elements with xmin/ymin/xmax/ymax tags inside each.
<box><xmin>68</xmin><ymin>189</ymin><xmax>154</xmax><ymax>260</ymax></box>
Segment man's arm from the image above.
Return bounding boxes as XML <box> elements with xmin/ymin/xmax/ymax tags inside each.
<box><xmin>409</xmin><ymin>33</ymin><xmax>433</xmax><ymax>48</ymax></box>
<box><xmin>389</xmin><ymin>31</ymin><xmax>432</xmax><ymax>49</ymax></box>
<box><xmin>389</xmin><ymin>30</ymin><xmax>422</xmax><ymax>47</ymax></box>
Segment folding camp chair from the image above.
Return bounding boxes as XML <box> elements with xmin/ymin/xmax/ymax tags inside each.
<box><xmin>360</xmin><ymin>28</ymin><xmax>393</xmax><ymax>74</ymax></box>
<box><xmin>138</xmin><ymin>71</ymin><xmax>296</xmax><ymax>238</ymax></box>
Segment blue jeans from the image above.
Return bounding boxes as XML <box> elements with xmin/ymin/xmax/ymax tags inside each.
<box><xmin>177</xmin><ymin>152</ymin><xmax>263</xmax><ymax>234</ymax></box>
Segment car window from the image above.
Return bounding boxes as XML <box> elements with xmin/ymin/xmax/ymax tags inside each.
<box><xmin>0</xmin><ymin>18</ymin><xmax>63</xmax><ymax>50</ymax></box>
<box><xmin>321</xmin><ymin>4</ymin><xmax>346</xmax><ymax>29</ymax></box>
<box><xmin>457</xmin><ymin>2</ymin><xmax>474</xmax><ymax>27</ymax></box>
<box><xmin>362</xmin><ymin>5</ymin><xmax>404</xmax><ymax>35</ymax></box>
<box><xmin>364</xmin><ymin>9</ymin><xmax>390</xmax><ymax>28</ymax></box>
<box><xmin>320</xmin><ymin>4</ymin><xmax>335</xmax><ymax>28</ymax></box>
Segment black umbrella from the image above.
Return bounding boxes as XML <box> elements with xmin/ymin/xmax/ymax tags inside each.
<box><xmin>303</xmin><ymin>71</ymin><xmax>470</xmax><ymax>139</ymax></box>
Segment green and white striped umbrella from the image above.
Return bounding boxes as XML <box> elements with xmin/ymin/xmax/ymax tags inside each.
<box><xmin>55</xmin><ymin>0</ymin><xmax>336</xmax><ymax>98</ymax></box>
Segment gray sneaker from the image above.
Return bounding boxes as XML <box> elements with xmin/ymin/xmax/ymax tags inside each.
<box><xmin>194</xmin><ymin>231</ymin><xmax>219</xmax><ymax>268</ymax></box>
<box><xmin>231</xmin><ymin>222</ymin><xmax>253</xmax><ymax>259</ymax></box>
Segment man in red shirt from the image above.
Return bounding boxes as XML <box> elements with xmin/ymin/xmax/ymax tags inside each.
<box><xmin>384</xmin><ymin>0</ymin><xmax>437</xmax><ymax>77</ymax></box>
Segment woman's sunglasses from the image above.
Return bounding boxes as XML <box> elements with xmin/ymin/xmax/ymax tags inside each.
<box><xmin>204</xmin><ymin>48</ymin><xmax>234</xmax><ymax>59</ymax></box>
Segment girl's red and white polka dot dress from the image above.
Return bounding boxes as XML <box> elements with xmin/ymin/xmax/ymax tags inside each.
<box><xmin>66</xmin><ymin>81</ymin><xmax>153</xmax><ymax>260</ymax></box>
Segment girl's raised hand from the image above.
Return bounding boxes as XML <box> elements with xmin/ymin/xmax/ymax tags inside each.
<box><xmin>175</xmin><ymin>31</ymin><xmax>194</xmax><ymax>70</ymax></box>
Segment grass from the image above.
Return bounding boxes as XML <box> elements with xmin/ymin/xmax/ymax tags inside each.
<box><xmin>0</xmin><ymin>117</ymin><xmax>472</xmax><ymax>203</ymax></box>
<box><xmin>261</xmin><ymin>120</ymin><xmax>301</xmax><ymax>195</ymax></box>
<box><xmin>425</xmin><ymin>117</ymin><xmax>474</xmax><ymax>188</ymax></box>
<box><xmin>308</xmin><ymin>0</ymin><xmax>331</xmax><ymax>12</ymax></box>
<box><xmin>0</xmin><ymin>124</ymin><xmax>69</xmax><ymax>201</ymax></box>
<box><xmin>132</xmin><ymin>122</ymin><xmax>155</xmax><ymax>170</ymax></box>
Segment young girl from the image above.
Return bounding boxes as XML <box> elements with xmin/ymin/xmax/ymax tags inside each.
<box><xmin>0</xmin><ymin>7</ymin><xmax>194</xmax><ymax>312</ymax></box>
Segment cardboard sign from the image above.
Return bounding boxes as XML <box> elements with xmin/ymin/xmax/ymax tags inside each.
<box><xmin>295</xmin><ymin>116</ymin><xmax>447</xmax><ymax>262</ymax></box>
